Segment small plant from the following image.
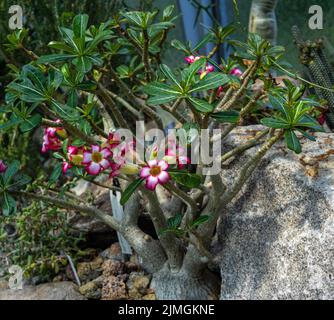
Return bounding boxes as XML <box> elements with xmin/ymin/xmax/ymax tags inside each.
<box><xmin>0</xmin><ymin>8</ymin><xmax>327</xmax><ymax>299</ymax></box>
<box><xmin>0</xmin><ymin>200</ymin><xmax>81</xmax><ymax>281</ymax></box>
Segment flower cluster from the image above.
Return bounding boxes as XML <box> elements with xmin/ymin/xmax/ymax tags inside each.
<box><xmin>41</xmin><ymin>121</ymin><xmax>67</xmax><ymax>153</ymax></box>
<box><xmin>41</xmin><ymin>125</ymin><xmax>190</xmax><ymax>191</ymax></box>
<box><xmin>0</xmin><ymin>160</ymin><xmax>7</xmax><ymax>173</ymax></box>
<box><xmin>185</xmin><ymin>54</ymin><xmax>215</xmax><ymax>79</ymax></box>
<box><xmin>139</xmin><ymin>139</ymin><xmax>190</xmax><ymax>190</ymax></box>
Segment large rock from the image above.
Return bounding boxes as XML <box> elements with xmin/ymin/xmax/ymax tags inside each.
<box><xmin>0</xmin><ymin>282</ymin><xmax>86</xmax><ymax>300</ymax></box>
<box><xmin>216</xmin><ymin>126</ymin><xmax>334</xmax><ymax>300</ymax></box>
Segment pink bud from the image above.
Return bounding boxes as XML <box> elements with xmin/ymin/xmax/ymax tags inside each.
<box><xmin>0</xmin><ymin>160</ymin><xmax>7</xmax><ymax>173</ymax></box>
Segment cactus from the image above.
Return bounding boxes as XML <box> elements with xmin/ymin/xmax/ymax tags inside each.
<box><xmin>292</xmin><ymin>25</ymin><xmax>334</xmax><ymax>129</ymax></box>
<box><xmin>249</xmin><ymin>0</ymin><xmax>279</xmax><ymax>44</ymax></box>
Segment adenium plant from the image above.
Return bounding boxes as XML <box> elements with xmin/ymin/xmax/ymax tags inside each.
<box><xmin>0</xmin><ymin>7</ymin><xmax>325</xmax><ymax>300</ymax></box>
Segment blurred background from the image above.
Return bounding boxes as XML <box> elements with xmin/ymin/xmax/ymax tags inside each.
<box><xmin>1</xmin><ymin>0</ymin><xmax>334</xmax><ymax>67</ymax></box>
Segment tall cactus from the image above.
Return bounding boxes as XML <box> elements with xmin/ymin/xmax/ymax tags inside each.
<box><xmin>292</xmin><ymin>25</ymin><xmax>334</xmax><ymax>129</ymax></box>
<box><xmin>249</xmin><ymin>0</ymin><xmax>279</xmax><ymax>44</ymax></box>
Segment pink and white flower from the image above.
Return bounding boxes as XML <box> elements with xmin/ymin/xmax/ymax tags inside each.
<box><xmin>230</xmin><ymin>67</ymin><xmax>243</xmax><ymax>77</ymax></box>
<box><xmin>165</xmin><ymin>142</ymin><xmax>190</xmax><ymax>169</ymax></box>
<box><xmin>62</xmin><ymin>146</ymin><xmax>84</xmax><ymax>174</ymax></box>
<box><xmin>140</xmin><ymin>160</ymin><xmax>170</xmax><ymax>191</ymax></box>
<box><xmin>41</xmin><ymin>127</ymin><xmax>63</xmax><ymax>153</ymax></box>
<box><xmin>106</xmin><ymin>131</ymin><xmax>122</xmax><ymax>150</ymax></box>
<box><xmin>0</xmin><ymin>160</ymin><xmax>7</xmax><ymax>173</ymax></box>
<box><xmin>82</xmin><ymin>145</ymin><xmax>112</xmax><ymax>175</ymax></box>
<box><xmin>185</xmin><ymin>55</ymin><xmax>201</xmax><ymax>64</ymax></box>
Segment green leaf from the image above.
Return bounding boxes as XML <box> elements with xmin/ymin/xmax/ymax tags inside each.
<box><xmin>73</xmin><ymin>14</ymin><xmax>89</xmax><ymax>40</ymax></box>
<box><xmin>296</xmin><ymin>129</ymin><xmax>316</xmax><ymax>141</ymax></box>
<box><xmin>183</xmin><ymin>57</ymin><xmax>206</xmax><ymax>88</ymax></box>
<box><xmin>19</xmin><ymin>114</ymin><xmax>42</xmax><ymax>133</ymax></box>
<box><xmin>190</xmin><ymin>215</ymin><xmax>210</xmax><ymax>228</ymax></box>
<box><xmin>48</xmin><ymin>41</ymin><xmax>74</xmax><ymax>53</ymax></box>
<box><xmin>167</xmin><ymin>213</ymin><xmax>182</xmax><ymax>229</ymax></box>
<box><xmin>171</xmin><ymin>39</ymin><xmax>189</xmax><ymax>54</ymax></box>
<box><xmin>8</xmin><ymin>82</ymin><xmax>46</xmax><ymax>103</ymax></box>
<box><xmin>297</xmin><ymin>114</ymin><xmax>325</xmax><ymax>132</ymax></box>
<box><xmin>190</xmin><ymin>73</ymin><xmax>230</xmax><ymax>93</ymax></box>
<box><xmin>144</xmin><ymin>82</ymin><xmax>181</xmax><ymax>96</ymax></box>
<box><xmin>193</xmin><ymin>33</ymin><xmax>214</xmax><ymax>52</ymax></box>
<box><xmin>147</xmin><ymin>94</ymin><xmax>179</xmax><ymax>106</ymax></box>
<box><xmin>49</xmin><ymin>163</ymin><xmax>63</xmax><ymax>185</ymax></box>
<box><xmin>3</xmin><ymin>160</ymin><xmax>20</xmax><ymax>185</ymax></box>
<box><xmin>261</xmin><ymin>117</ymin><xmax>291</xmax><ymax>129</ymax></box>
<box><xmin>8</xmin><ymin>173</ymin><xmax>31</xmax><ymax>189</ymax></box>
<box><xmin>285</xmin><ymin>130</ymin><xmax>302</xmax><ymax>154</ymax></box>
<box><xmin>211</xmin><ymin>110</ymin><xmax>240</xmax><ymax>123</ymax></box>
<box><xmin>169</xmin><ymin>171</ymin><xmax>201</xmax><ymax>188</ymax></box>
<box><xmin>2</xmin><ymin>193</ymin><xmax>16</xmax><ymax>216</ymax></box>
<box><xmin>122</xmin><ymin>11</ymin><xmax>145</xmax><ymax>28</ymax></box>
<box><xmin>160</xmin><ymin>64</ymin><xmax>182</xmax><ymax>90</ymax></box>
<box><xmin>120</xmin><ymin>178</ymin><xmax>144</xmax><ymax>206</ymax></box>
<box><xmin>37</xmin><ymin>54</ymin><xmax>76</xmax><ymax>64</ymax></box>
<box><xmin>188</xmin><ymin>97</ymin><xmax>214</xmax><ymax>113</ymax></box>
<box><xmin>72</xmin><ymin>56</ymin><xmax>93</xmax><ymax>74</ymax></box>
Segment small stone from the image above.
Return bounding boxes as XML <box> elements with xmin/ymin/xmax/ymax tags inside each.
<box><xmin>77</xmin><ymin>260</ymin><xmax>102</xmax><ymax>283</ymax></box>
<box><xmin>126</xmin><ymin>272</ymin><xmax>151</xmax><ymax>295</ymax></box>
<box><xmin>124</xmin><ymin>261</ymin><xmax>140</xmax><ymax>273</ymax></box>
<box><xmin>79</xmin><ymin>281</ymin><xmax>101</xmax><ymax>300</ymax></box>
<box><xmin>102</xmin><ymin>276</ymin><xmax>128</xmax><ymax>300</ymax></box>
<box><xmin>102</xmin><ymin>260</ymin><xmax>125</xmax><ymax>277</ymax></box>
<box><xmin>100</xmin><ymin>243</ymin><xmax>123</xmax><ymax>261</ymax></box>
<box><xmin>92</xmin><ymin>276</ymin><xmax>104</xmax><ymax>288</ymax></box>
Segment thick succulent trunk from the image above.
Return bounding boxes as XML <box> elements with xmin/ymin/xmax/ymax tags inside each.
<box><xmin>249</xmin><ymin>0</ymin><xmax>279</xmax><ymax>44</ymax></box>
<box><xmin>150</xmin><ymin>265</ymin><xmax>220</xmax><ymax>300</ymax></box>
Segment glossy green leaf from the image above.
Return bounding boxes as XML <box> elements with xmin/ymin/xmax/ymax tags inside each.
<box><xmin>73</xmin><ymin>14</ymin><xmax>89</xmax><ymax>40</ymax></box>
<box><xmin>188</xmin><ymin>97</ymin><xmax>214</xmax><ymax>113</ymax></box>
<box><xmin>169</xmin><ymin>171</ymin><xmax>201</xmax><ymax>188</ymax></box>
<box><xmin>120</xmin><ymin>178</ymin><xmax>144</xmax><ymax>206</ymax></box>
<box><xmin>160</xmin><ymin>64</ymin><xmax>182</xmax><ymax>90</ymax></box>
<box><xmin>211</xmin><ymin>110</ymin><xmax>240</xmax><ymax>123</ymax></box>
<box><xmin>285</xmin><ymin>130</ymin><xmax>302</xmax><ymax>154</ymax></box>
<box><xmin>190</xmin><ymin>73</ymin><xmax>230</xmax><ymax>93</ymax></box>
<box><xmin>19</xmin><ymin>114</ymin><xmax>42</xmax><ymax>133</ymax></box>
<box><xmin>3</xmin><ymin>160</ymin><xmax>20</xmax><ymax>185</ymax></box>
<box><xmin>147</xmin><ymin>94</ymin><xmax>179</xmax><ymax>106</ymax></box>
<box><xmin>261</xmin><ymin>117</ymin><xmax>291</xmax><ymax>129</ymax></box>
<box><xmin>144</xmin><ymin>82</ymin><xmax>181</xmax><ymax>96</ymax></box>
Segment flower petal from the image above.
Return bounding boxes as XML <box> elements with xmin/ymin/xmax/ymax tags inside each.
<box><xmin>148</xmin><ymin>159</ymin><xmax>158</xmax><ymax>167</ymax></box>
<box><xmin>82</xmin><ymin>152</ymin><xmax>92</xmax><ymax>164</ymax></box>
<box><xmin>86</xmin><ymin>162</ymin><xmax>101</xmax><ymax>175</ymax></box>
<box><xmin>101</xmin><ymin>148</ymin><xmax>112</xmax><ymax>158</ymax></box>
<box><xmin>140</xmin><ymin>167</ymin><xmax>151</xmax><ymax>178</ymax></box>
<box><xmin>157</xmin><ymin>171</ymin><xmax>170</xmax><ymax>184</ymax></box>
<box><xmin>158</xmin><ymin>160</ymin><xmax>169</xmax><ymax>171</ymax></box>
<box><xmin>100</xmin><ymin>159</ymin><xmax>111</xmax><ymax>169</ymax></box>
<box><xmin>145</xmin><ymin>176</ymin><xmax>158</xmax><ymax>191</ymax></box>
<box><xmin>91</xmin><ymin>145</ymin><xmax>100</xmax><ymax>153</ymax></box>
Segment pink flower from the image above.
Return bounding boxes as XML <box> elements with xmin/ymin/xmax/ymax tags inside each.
<box><xmin>107</xmin><ymin>131</ymin><xmax>122</xmax><ymax>150</ymax></box>
<box><xmin>62</xmin><ymin>146</ymin><xmax>84</xmax><ymax>174</ymax></box>
<box><xmin>165</xmin><ymin>144</ymin><xmax>190</xmax><ymax>169</ymax></box>
<box><xmin>230</xmin><ymin>67</ymin><xmax>243</xmax><ymax>77</ymax></box>
<box><xmin>318</xmin><ymin>113</ymin><xmax>326</xmax><ymax>125</ymax></box>
<box><xmin>82</xmin><ymin>145</ymin><xmax>112</xmax><ymax>175</ymax></box>
<box><xmin>185</xmin><ymin>55</ymin><xmax>201</xmax><ymax>64</ymax></box>
<box><xmin>140</xmin><ymin>160</ymin><xmax>170</xmax><ymax>191</ymax></box>
<box><xmin>41</xmin><ymin>124</ymin><xmax>66</xmax><ymax>153</ymax></box>
<box><xmin>0</xmin><ymin>160</ymin><xmax>7</xmax><ymax>173</ymax></box>
<box><xmin>62</xmin><ymin>161</ymin><xmax>72</xmax><ymax>174</ymax></box>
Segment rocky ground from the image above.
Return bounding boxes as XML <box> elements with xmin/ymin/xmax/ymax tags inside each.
<box><xmin>0</xmin><ymin>242</ymin><xmax>155</xmax><ymax>300</ymax></box>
